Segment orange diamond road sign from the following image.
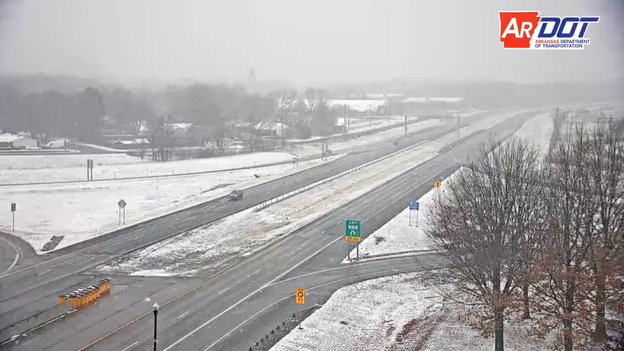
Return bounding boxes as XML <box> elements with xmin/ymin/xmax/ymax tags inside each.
<box><xmin>434</xmin><ymin>181</ymin><xmax>442</xmax><ymax>188</ymax></box>
<box><xmin>295</xmin><ymin>288</ymin><xmax>305</xmax><ymax>304</ymax></box>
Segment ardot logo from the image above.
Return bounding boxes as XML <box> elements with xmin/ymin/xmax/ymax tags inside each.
<box><xmin>499</xmin><ymin>11</ymin><xmax>600</xmax><ymax>49</ymax></box>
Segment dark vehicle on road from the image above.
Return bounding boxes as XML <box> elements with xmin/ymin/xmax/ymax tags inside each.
<box><xmin>229</xmin><ymin>190</ymin><xmax>244</xmax><ymax>201</ymax></box>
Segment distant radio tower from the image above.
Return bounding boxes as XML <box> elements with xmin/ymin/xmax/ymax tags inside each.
<box><xmin>247</xmin><ymin>68</ymin><xmax>257</xmax><ymax>91</ymax></box>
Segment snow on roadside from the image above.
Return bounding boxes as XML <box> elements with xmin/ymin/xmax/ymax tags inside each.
<box><xmin>0</xmin><ymin>152</ymin><xmax>295</xmax><ymax>184</ymax></box>
<box><xmin>0</xmin><ymin>156</ymin><xmax>334</xmax><ymax>253</ymax></box>
<box><xmin>272</xmin><ymin>274</ymin><xmax>443</xmax><ymax>351</ymax></box>
<box><xmin>97</xmin><ymin>144</ymin><xmax>442</xmax><ymax>276</ymax></box>
<box><xmin>271</xmin><ymin>273</ymin><xmax>551</xmax><ymax>351</ymax></box>
<box><xmin>345</xmin><ymin>169</ymin><xmax>463</xmax><ymax>261</ymax></box>
<box><xmin>513</xmin><ymin>112</ymin><xmax>554</xmax><ymax>156</ymax></box>
<box><xmin>73</xmin><ymin>141</ymin><xmax>126</xmax><ymax>152</ymax></box>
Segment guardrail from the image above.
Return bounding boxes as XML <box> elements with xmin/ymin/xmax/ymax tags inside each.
<box><xmin>253</xmin><ymin>139</ymin><xmax>426</xmax><ymax>212</ymax></box>
<box><xmin>248</xmin><ymin>305</ymin><xmax>322</xmax><ymax>351</ymax></box>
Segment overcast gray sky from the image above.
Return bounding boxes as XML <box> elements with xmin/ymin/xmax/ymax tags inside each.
<box><xmin>0</xmin><ymin>0</ymin><xmax>622</xmax><ymax>87</ymax></box>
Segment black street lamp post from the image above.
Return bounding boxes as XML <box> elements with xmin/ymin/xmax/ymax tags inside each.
<box><xmin>153</xmin><ymin>302</ymin><xmax>159</xmax><ymax>351</ymax></box>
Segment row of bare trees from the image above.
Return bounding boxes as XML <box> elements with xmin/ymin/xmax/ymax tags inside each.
<box><xmin>426</xmin><ymin>119</ymin><xmax>624</xmax><ymax>351</ymax></box>
<box><xmin>0</xmin><ymin>85</ymin><xmax>105</xmax><ymax>140</ymax></box>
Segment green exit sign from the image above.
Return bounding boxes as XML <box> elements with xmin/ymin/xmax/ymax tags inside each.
<box><xmin>345</xmin><ymin>219</ymin><xmax>361</xmax><ymax>242</ymax></box>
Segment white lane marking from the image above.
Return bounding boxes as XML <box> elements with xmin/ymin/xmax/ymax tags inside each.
<box><xmin>121</xmin><ymin>341</ymin><xmax>138</xmax><ymax>351</ymax></box>
<box><xmin>218</xmin><ymin>288</ymin><xmax>229</xmax><ymax>295</ymax></box>
<box><xmin>163</xmin><ymin>160</ymin><xmax>457</xmax><ymax>351</ymax></box>
<box><xmin>176</xmin><ymin>311</ymin><xmax>190</xmax><ymax>320</ymax></box>
<box><xmin>0</xmin><ymin>237</ymin><xmax>20</xmax><ymax>275</ymax></box>
<box><xmin>37</xmin><ymin>269</ymin><xmax>52</xmax><ymax>276</ymax></box>
<box><xmin>247</xmin><ymin>269</ymin><xmax>261</xmax><ymax>278</ymax></box>
<box><xmin>274</xmin><ymin>256</ymin><xmax>417</xmax><ymax>285</ymax></box>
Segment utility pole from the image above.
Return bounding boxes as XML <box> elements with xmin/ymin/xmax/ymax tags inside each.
<box><xmin>404</xmin><ymin>115</ymin><xmax>408</xmax><ymax>135</ymax></box>
<box><xmin>457</xmin><ymin>114</ymin><xmax>461</xmax><ymax>138</ymax></box>
<box><xmin>153</xmin><ymin>302</ymin><xmax>159</xmax><ymax>351</ymax></box>
<box><xmin>344</xmin><ymin>105</ymin><xmax>348</xmax><ymax>132</ymax></box>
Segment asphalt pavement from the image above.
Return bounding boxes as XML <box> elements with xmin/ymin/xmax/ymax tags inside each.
<box><xmin>0</xmin><ymin>109</ymin><xmax>532</xmax><ymax>350</ymax></box>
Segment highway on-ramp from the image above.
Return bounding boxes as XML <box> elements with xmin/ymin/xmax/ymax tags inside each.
<box><xmin>0</xmin><ymin>110</ymin><xmax>533</xmax><ymax>351</ymax></box>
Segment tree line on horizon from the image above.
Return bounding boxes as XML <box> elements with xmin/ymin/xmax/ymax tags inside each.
<box><xmin>0</xmin><ymin>82</ymin><xmax>340</xmax><ymax>152</ymax></box>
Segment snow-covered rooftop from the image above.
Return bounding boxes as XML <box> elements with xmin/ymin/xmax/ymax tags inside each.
<box><xmin>398</xmin><ymin>97</ymin><xmax>464</xmax><ymax>103</ymax></box>
<box><xmin>399</xmin><ymin>97</ymin><xmax>427</xmax><ymax>103</ymax></box>
<box><xmin>327</xmin><ymin>99</ymin><xmax>387</xmax><ymax>112</ymax></box>
<box><xmin>0</xmin><ymin>133</ymin><xmax>27</xmax><ymax>143</ymax></box>
<box><xmin>429</xmin><ymin>97</ymin><xmax>464</xmax><ymax>103</ymax></box>
<box><xmin>254</xmin><ymin>121</ymin><xmax>288</xmax><ymax>131</ymax></box>
<box><xmin>165</xmin><ymin>123</ymin><xmax>193</xmax><ymax>130</ymax></box>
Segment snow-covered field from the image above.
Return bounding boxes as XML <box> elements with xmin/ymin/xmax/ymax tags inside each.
<box><xmin>327</xmin><ymin>99</ymin><xmax>386</xmax><ymax>112</ymax></box>
<box><xmin>0</xmin><ymin>152</ymin><xmax>294</xmax><ymax>184</ymax></box>
<box><xmin>0</xmin><ymin>153</ymin><xmax>147</xmax><ymax>171</ymax></box>
<box><xmin>271</xmin><ymin>273</ymin><xmax>551</xmax><ymax>351</ymax></box>
<box><xmin>97</xmin><ymin>111</ymin><xmax>518</xmax><ymax>276</ymax></box>
<box><xmin>0</xmin><ymin>156</ymin><xmax>332</xmax><ymax>253</ymax></box>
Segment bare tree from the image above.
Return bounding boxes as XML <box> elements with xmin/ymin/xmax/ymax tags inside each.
<box><xmin>149</xmin><ymin>115</ymin><xmax>173</xmax><ymax>161</ymax></box>
<box><xmin>583</xmin><ymin>120</ymin><xmax>624</xmax><ymax>345</ymax></box>
<box><xmin>425</xmin><ymin>138</ymin><xmax>546</xmax><ymax>351</ymax></box>
<box><xmin>304</xmin><ymin>87</ymin><xmax>327</xmax><ymax>114</ymax></box>
<box><xmin>530</xmin><ymin>125</ymin><xmax>595</xmax><ymax>351</ymax></box>
<box><xmin>269</xmin><ymin>89</ymin><xmax>297</xmax><ymax>147</ymax></box>
<box><xmin>531</xmin><ymin>120</ymin><xmax>624</xmax><ymax>351</ymax></box>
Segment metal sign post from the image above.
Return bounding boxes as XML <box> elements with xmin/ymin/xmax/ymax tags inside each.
<box><xmin>409</xmin><ymin>201</ymin><xmax>419</xmax><ymax>226</ymax></box>
<box><xmin>416</xmin><ymin>207</ymin><xmax>419</xmax><ymax>227</ymax></box>
<box><xmin>345</xmin><ymin>219</ymin><xmax>362</xmax><ymax>260</ymax></box>
<box><xmin>118</xmin><ymin>199</ymin><xmax>127</xmax><ymax>225</ymax></box>
<box><xmin>11</xmin><ymin>203</ymin><xmax>16</xmax><ymax>231</ymax></box>
<box><xmin>404</xmin><ymin>115</ymin><xmax>408</xmax><ymax>135</ymax></box>
<box><xmin>86</xmin><ymin>159</ymin><xmax>94</xmax><ymax>181</ymax></box>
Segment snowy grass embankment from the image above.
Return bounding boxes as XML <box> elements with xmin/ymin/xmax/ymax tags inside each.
<box><xmin>98</xmin><ymin>111</ymin><xmax>518</xmax><ymax>276</ymax></box>
<box><xmin>513</xmin><ymin>112</ymin><xmax>554</xmax><ymax>156</ymax></box>
<box><xmin>254</xmin><ymin>134</ymin><xmax>433</xmax><ymax>212</ymax></box>
<box><xmin>270</xmin><ymin>273</ymin><xmax>551</xmax><ymax>351</ymax></box>
<box><xmin>0</xmin><ymin>152</ymin><xmax>295</xmax><ymax>184</ymax></box>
